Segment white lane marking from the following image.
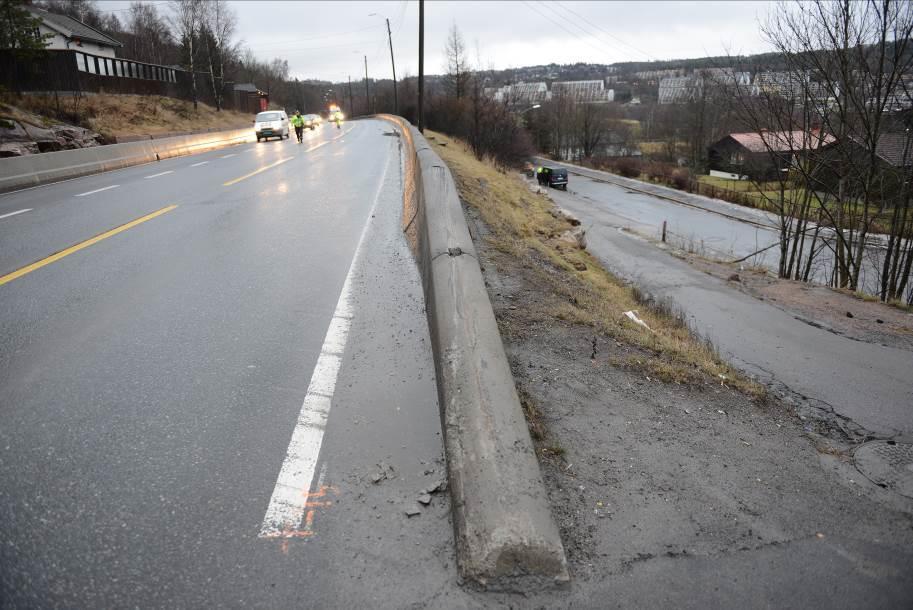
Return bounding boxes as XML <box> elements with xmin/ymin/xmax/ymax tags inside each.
<box><xmin>190</xmin><ymin>161</ymin><xmax>209</xmax><ymax>167</ymax></box>
<box><xmin>301</xmin><ymin>127</ymin><xmax>355</xmax><ymax>154</ymax></box>
<box><xmin>220</xmin><ymin>153</ymin><xmax>237</xmax><ymax>159</ymax></box>
<box><xmin>0</xmin><ymin>208</ymin><xmax>32</xmax><ymax>220</ymax></box>
<box><xmin>259</xmin><ymin>148</ymin><xmax>390</xmax><ymax>539</ymax></box>
<box><xmin>74</xmin><ymin>184</ymin><xmax>120</xmax><ymax>197</ymax></box>
<box><xmin>144</xmin><ymin>171</ymin><xmax>173</xmax><ymax>179</ymax></box>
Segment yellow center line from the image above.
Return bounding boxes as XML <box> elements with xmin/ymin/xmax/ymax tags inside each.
<box><xmin>0</xmin><ymin>204</ymin><xmax>178</xmax><ymax>287</ymax></box>
<box><xmin>223</xmin><ymin>157</ymin><xmax>292</xmax><ymax>187</ymax></box>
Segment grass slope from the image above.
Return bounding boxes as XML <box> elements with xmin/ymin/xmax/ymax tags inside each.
<box><xmin>427</xmin><ymin>131</ymin><xmax>764</xmax><ymax>398</ymax></box>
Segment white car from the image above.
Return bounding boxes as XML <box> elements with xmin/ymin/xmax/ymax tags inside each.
<box><xmin>254</xmin><ymin>110</ymin><xmax>289</xmax><ymax>141</ymax></box>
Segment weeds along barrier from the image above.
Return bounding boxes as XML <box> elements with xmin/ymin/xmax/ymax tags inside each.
<box><xmin>378</xmin><ymin>115</ymin><xmax>569</xmax><ymax>590</ymax></box>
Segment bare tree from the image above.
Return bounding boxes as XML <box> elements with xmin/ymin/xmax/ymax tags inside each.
<box><xmin>169</xmin><ymin>0</ymin><xmax>204</xmax><ymax>110</ymax></box>
<box><xmin>443</xmin><ymin>23</ymin><xmax>470</xmax><ymax>99</ymax></box>
<box><xmin>125</xmin><ymin>2</ymin><xmax>173</xmax><ymax>65</ymax></box>
<box><xmin>201</xmin><ymin>0</ymin><xmax>237</xmax><ymax>111</ymax></box>
<box><xmin>576</xmin><ymin>103</ymin><xmax>609</xmax><ymax>159</ymax></box>
<box><xmin>725</xmin><ymin>0</ymin><xmax>913</xmax><ymax>299</ymax></box>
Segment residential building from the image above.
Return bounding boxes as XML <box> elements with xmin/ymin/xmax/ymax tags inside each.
<box><xmin>707</xmin><ymin>130</ymin><xmax>836</xmax><ymax>179</ymax></box>
<box><xmin>488</xmin><ymin>82</ymin><xmax>550</xmax><ymax>106</ymax></box>
<box><xmin>551</xmin><ymin>80</ymin><xmax>613</xmax><ymax>103</ymax></box>
<box><xmin>25</xmin><ymin>7</ymin><xmax>122</xmax><ymax>58</ymax></box>
<box><xmin>658</xmin><ymin>76</ymin><xmax>702</xmax><ymax>104</ymax></box>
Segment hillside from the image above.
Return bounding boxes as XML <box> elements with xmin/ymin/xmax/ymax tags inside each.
<box><xmin>0</xmin><ymin>93</ymin><xmax>254</xmax><ymax>156</ymax></box>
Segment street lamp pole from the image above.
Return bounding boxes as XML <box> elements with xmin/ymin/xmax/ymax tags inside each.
<box><xmin>418</xmin><ymin>0</ymin><xmax>424</xmax><ymax>132</ymax></box>
<box><xmin>386</xmin><ymin>18</ymin><xmax>398</xmax><ymax>115</ymax></box>
<box><xmin>364</xmin><ymin>55</ymin><xmax>370</xmax><ymax>116</ymax></box>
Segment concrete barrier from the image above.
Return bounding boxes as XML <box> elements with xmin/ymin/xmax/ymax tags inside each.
<box><xmin>379</xmin><ymin>115</ymin><xmax>569</xmax><ymax>590</ymax></box>
<box><xmin>0</xmin><ymin>127</ymin><xmax>255</xmax><ymax>193</ymax></box>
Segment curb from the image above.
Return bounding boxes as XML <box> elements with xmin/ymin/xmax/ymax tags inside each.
<box><xmin>0</xmin><ymin>127</ymin><xmax>255</xmax><ymax>194</ymax></box>
<box><xmin>380</xmin><ymin>116</ymin><xmax>569</xmax><ymax>590</ymax></box>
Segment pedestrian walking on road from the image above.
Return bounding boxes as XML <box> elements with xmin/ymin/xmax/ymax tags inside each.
<box><xmin>291</xmin><ymin>110</ymin><xmax>305</xmax><ymax>143</ymax></box>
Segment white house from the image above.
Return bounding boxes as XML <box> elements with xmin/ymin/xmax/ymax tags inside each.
<box><xmin>26</xmin><ymin>7</ymin><xmax>122</xmax><ymax>58</ymax></box>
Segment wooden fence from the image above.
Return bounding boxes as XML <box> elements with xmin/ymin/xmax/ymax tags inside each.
<box><xmin>0</xmin><ymin>50</ymin><xmax>264</xmax><ymax>113</ymax></box>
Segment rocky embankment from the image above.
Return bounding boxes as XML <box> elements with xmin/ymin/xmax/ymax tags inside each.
<box><xmin>0</xmin><ymin>112</ymin><xmax>104</xmax><ymax>157</ymax></box>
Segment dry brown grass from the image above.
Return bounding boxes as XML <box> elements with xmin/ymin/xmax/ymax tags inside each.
<box><xmin>2</xmin><ymin>93</ymin><xmax>252</xmax><ymax>139</ymax></box>
<box><xmin>428</xmin><ymin>131</ymin><xmax>765</xmax><ymax>399</ymax></box>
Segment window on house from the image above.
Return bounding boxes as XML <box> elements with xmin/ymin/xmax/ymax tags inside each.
<box><xmin>86</xmin><ymin>56</ymin><xmax>97</xmax><ymax>74</ymax></box>
<box><xmin>105</xmin><ymin>58</ymin><xmax>113</xmax><ymax>76</ymax></box>
<box><xmin>75</xmin><ymin>53</ymin><xmax>87</xmax><ymax>72</ymax></box>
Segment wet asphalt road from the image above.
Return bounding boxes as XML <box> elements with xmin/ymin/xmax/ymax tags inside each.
<box><xmin>0</xmin><ymin>121</ymin><xmax>460</xmax><ymax>607</ymax></box>
<box><xmin>543</xmin><ymin>166</ymin><xmax>913</xmax><ymax>440</ymax></box>
<box><xmin>538</xmin><ymin>158</ymin><xmax>889</xmax><ymax>295</ymax></box>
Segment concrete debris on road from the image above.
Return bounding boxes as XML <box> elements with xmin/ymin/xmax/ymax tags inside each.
<box><xmin>557</xmin><ymin>226</ymin><xmax>587</xmax><ymax>250</ymax></box>
<box><xmin>423</xmin><ymin>479</ymin><xmax>446</xmax><ymax>494</ymax></box>
<box><xmin>417</xmin><ymin>493</ymin><xmax>432</xmax><ymax>505</ymax></box>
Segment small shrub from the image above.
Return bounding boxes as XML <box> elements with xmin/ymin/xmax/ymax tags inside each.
<box><xmin>615</xmin><ymin>157</ymin><xmax>642</xmax><ymax>178</ymax></box>
<box><xmin>670</xmin><ymin>168</ymin><xmax>691</xmax><ymax>190</ymax></box>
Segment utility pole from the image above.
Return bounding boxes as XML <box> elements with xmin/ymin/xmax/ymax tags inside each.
<box><xmin>385</xmin><ymin>17</ymin><xmax>398</xmax><ymax>115</ymax></box>
<box><xmin>418</xmin><ymin>0</ymin><xmax>424</xmax><ymax>132</ymax></box>
<box><xmin>364</xmin><ymin>55</ymin><xmax>370</xmax><ymax>116</ymax></box>
<box><xmin>348</xmin><ymin>75</ymin><xmax>354</xmax><ymax>118</ymax></box>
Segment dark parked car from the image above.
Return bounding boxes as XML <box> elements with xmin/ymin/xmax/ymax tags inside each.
<box><xmin>536</xmin><ymin>166</ymin><xmax>568</xmax><ymax>190</ymax></box>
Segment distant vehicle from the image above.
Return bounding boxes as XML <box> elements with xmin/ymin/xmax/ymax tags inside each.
<box><xmin>305</xmin><ymin>114</ymin><xmax>321</xmax><ymax>130</ymax></box>
<box><xmin>254</xmin><ymin>110</ymin><xmax>289</xmax><ymax>141</ymax></box>
<box><xmin>537</xmin><ymin>165</ymin><xmax>568</xmax><ymax>190</ymax></box>
<box><xmin>311</xmin><ymin>114</ymin><xmax>323</xmax><ymax>127</ymax></box>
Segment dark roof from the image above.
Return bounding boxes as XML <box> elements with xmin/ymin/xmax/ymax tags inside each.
<box><xmin>873</xmin><ymin>132</ymin><xmax>913</xmax><ymax>167</ymax></box>
<box><xmin>28</xmin><ymin>7</ymin><xmax>123</xmax><ymax>48</ymax></box>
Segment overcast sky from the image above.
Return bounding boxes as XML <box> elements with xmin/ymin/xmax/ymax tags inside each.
<box><xmin>99</xmin><ymin>1</ymin><xmax>778</xmax><ymax>82</ymax></box>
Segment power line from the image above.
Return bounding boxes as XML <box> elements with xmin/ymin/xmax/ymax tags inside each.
<box><xmin>248</xmin><ymin>37</ymin><xmax>384</xmax><ymax>52</ymax></box>
<box><xmin>532</xmin><ymin>0</ymin><xmax>636</xmax><ymax>59</ymax></box>
<box><xmin>552</xmin><ymin>0</ymin><xmax>658</xmax><ymax>61</ymax></box>
<box><xmin>521</xmin><ymin>0</ymin><xmax>626</xmax><ymax>60</ymax></box>
<box><xmin>246</xmin><ymin>24</ymin><xmax>385</xmax><ymax>50</ymax></box>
